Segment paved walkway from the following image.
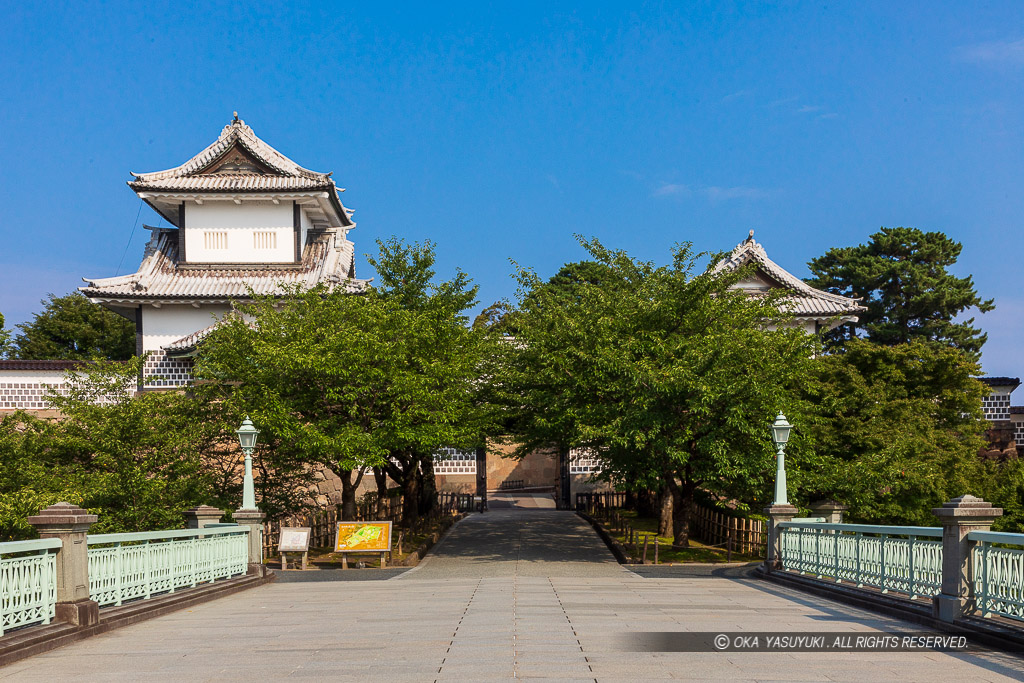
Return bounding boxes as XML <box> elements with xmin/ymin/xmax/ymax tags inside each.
<box><xmin>4</xmin><ymin>510</ymin><xmax>1024</xmax><ymax>681</ymax></box>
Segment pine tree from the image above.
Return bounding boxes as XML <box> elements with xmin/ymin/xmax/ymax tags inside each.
<box><xmin>806</xmin><ymin>227</ymin><xmax>993</xmax><ymax>360</ymax></box>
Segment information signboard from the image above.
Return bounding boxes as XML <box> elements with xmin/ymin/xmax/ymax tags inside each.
<box><xmin>278</xmin><ymin>527</ymin><xmax>311</xmax><ymax>553</ymax></box>
<box><xmin>334</xmin><ymin>521</ymin><xmax>393</xmax><ymax>553</ymax></box>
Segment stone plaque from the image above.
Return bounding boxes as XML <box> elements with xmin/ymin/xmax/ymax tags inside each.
<box><xmin>278</xmin><ymin>527</ymin><xmax>311</xmax><ymax>552</ymax></box>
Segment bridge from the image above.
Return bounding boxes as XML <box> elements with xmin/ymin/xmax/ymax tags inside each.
<box><xmin>2</xmin><ymin>497</ymin><xmax>1022</xmax><ymax>681</ymax></box>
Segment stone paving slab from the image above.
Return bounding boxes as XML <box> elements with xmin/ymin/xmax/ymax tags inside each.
<box><xmin>3</xmin><ymin>509</ymin><xmax>1024</xmax><ymax>681</ymax></box>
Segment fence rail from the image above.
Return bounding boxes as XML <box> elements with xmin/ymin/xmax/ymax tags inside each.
<box><xmin>0</xmin><ymin>538</ymin><xmax>61</xmax><ymax>636</ymax></box>
<box><xmin>690</xmin><ymin>503</ymin><xmax>767</xmax><ymax>556</ymax></box>
<box><xmin>970</xmin><ymin>530</ymin><xmax>1024</xmax><ymax>621</ymax></box>
<box><xmin>87</xmin><ymin>526</ymin><xmax>249</xmax><ymax>607</ymax></box>
<box><xmin>574</xmin><ymin>492</ymin><xmax>768</xmax><ymax>556</ymax></box>
<box><xmin>779</xmin><ymin>522</ymin><xmax>943</xmax><ymax>600</ymax></box>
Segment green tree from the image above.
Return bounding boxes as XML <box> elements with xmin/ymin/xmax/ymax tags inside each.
<box><xmin>11</xmin><ymin>292</ymin><xmax>135</xmax><ymax>360</ymax></box>
<box><xmin>366</xmin><ymin>237</ymin><xmax>496</xmax><ymax>520</ymax></box>
<box><xmin>0</xmin><ymin>360</ymin><xmax>221</xmax><ymax>539</ymax></box>
<box><xmin>197</xmin><ymin>240</ymin><xmax>493</xmax><ymax>524</ymax></box>
<box><xmin>500</xmin><ymin>238</ymin><xmax>819</xmax><ymax>547</ymax></box>
<box><xmin>806</xmin><ymin>227</ymin><xmax>994</xmax><ymax>359</ymax></box>
<box><xmin>0</xmin><ymin>312</ymin><xmax>11</xmax><ymax>357</ymax></box>
<box><xmin>801</xmin><ymin>339</ymin><xmax>996</xmax><ymax>525</ymax></box>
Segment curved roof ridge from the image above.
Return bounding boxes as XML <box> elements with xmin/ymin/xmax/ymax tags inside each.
<box><xmin>713</xmin><ymin>234</ymin><xmax>865</xmax><ymax>315</ymax></box>
<box><xmin>130</xmin><ymin>116</ymin><xmax>330</xmax><ymax>182</ymax></box>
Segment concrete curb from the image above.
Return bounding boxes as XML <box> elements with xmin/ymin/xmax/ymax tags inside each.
<box><xmin>577</xmin><ymin>511</ymin><xmax>632</xmax><ymax>564</ymax></box>
<box><xmin>755</xmin><ymin>565</ymin><xmax>1024</xmax><ymax>656</ymax></box>
<box><xmin>399</xmin><ymin>513</ymin><xmax>467</xmax><ymax>567</ymax></box>
<box><xmin>0</xmin><ymin>571</ymin><xmax>273</xmax><ymax>667</ymax></box>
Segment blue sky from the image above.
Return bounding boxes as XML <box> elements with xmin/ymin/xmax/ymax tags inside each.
<box><xmin>1</xmin><ymin>2</ymin><xmax>1022</xmax><ymax>375</ymax></box>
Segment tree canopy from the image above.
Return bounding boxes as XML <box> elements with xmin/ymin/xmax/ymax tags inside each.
<box><xmin>806</xmin><ymin>227</ymin><xmax>993</xmax><ymax>359</ymax></box>
<box><xmin>9</xmin><ymin>292</ymin><xmax>135</xmax><ymax>360</ymax></box>
<box><xmin>0</xmin><ymin>312</ymin><xmax>10</xmax><ymax>357</ymax></box>
<box><xmin>0</xmin><ymin>359</ymin><xmax>230</xmax><ymax>540</ymax></box>
<box><xmin>196</xmin><ymin>238</ymin><xmax>496</xmax><ymax>523</ymax></box>
<box><xmin>497</xmin><ymin>238</ymin><xmax>819</xmax><ymax>547</ymax></box>
<box><xmin>800</xmin><ymin>338</ymin><xmax>998</xmax><ymax>525</ymax></box>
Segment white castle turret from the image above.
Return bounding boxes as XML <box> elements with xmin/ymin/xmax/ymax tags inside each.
<box><xmin>80</xmin><ymin>115</ymin><xmax>368</xmax><ymax>389</ymax></box>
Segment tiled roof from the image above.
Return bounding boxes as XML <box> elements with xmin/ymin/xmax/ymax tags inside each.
<box><xmin>163</xmin><ymin>321</ymin><xmax>226</xmax><ymax>355</ymax></box>
<box><xmin>979</xmin><ymin>377</ymin><xmax>1021</xmax><ymax>388</ymax></box>
<box><xmin>129</xmin><ymin>115</ymin><xmax>332</xmax><ymax>191</ymax></box>
<box><xmin>1010</xmin><ymin>406</ymin><xmax>1024</xmax><ymax>415</ymax></box>
<box><xmin>80</xmin><ymin>227</ymin><xmax>368</xmax><ymax>303</ymax></box>
<box><xmin>0</xmin><ymin>360</ymin><xmax>129</xmax><ymax>371</ymax></box>
<box><xmin>713</xmin><ymin>233</ymin><xmax>866</xmax><ymax>319</ymax></box>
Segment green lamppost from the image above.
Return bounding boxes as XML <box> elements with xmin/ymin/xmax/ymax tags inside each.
<box><xmin>236</xmin><ymin>416</ymin><xmax>260</xmax><ymax>510</ymax></box>
<box><xmin>771</xmin><ymin>412</ymin><xmax>792</xmax><ymax>506</ymax></box>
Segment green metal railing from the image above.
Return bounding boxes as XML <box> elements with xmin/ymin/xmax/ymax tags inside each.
<box><xmin>87</xmin><ymin>526</ymin><xmax>249</xmax><ymax>607</ymax></box>
<box><xmin>0</xmin><ymin>538</ymin><xmax>61</xmax><ymax>636</ymax></box>
<box><xmin>779</xmin><ymin>522</ymin><xmax>943</xmax><ymax>600</ymax></box>
<box><xmin>970</xmin><ymin>530</ymin><xmax>1024</xmax><ymax>622</ymax></box>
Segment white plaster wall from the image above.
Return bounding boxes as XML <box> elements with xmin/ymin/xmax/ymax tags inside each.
<box><xmin>141</xmin><ymin>304</ymin><xmax>231</xmax><ymax>352</ymax></box>
<box><xmin>0</xmin><ymin>369</ymin><xmax>68</xmax><ymax>384</ymax></box>
<box><xmin>185</xmin><ymin>201</ymin><xmax>294</xmax><ymax>263</ymax></box>
<box><xmin>300</xmin><ymin>206</ymin><xmax>311</xmax><ymax>250</ymax></box>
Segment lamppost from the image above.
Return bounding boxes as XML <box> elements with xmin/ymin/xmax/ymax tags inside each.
<box><xmin>233</xmin><ymin>416</ymin><xmax>265</xmax><ymax>570</ymax></box>
<box><xmin>770</xmin><ymin>412</ymin><xmax>792</xmax><ymax>506</ymax></box>
<box><xmin>236</xmin><ymin>416</ymin><xmax>260</xmax><ymax>510</ymax></box>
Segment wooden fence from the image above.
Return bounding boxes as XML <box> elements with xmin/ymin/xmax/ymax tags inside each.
<box><xmin>575</xmin><ymin>491</ymin><xmax>628</xmax><ymax>513</ymax></box>
<box><xmin>689</xmin><ymin>503</ymin><xmax>766</xmax><ymax>556</ymax></box>
<box><xmin>262</xmin><ymin>492</ymin><xmax>473</xmax><ymax>559</ymax></box>
<box><xmin>575</xmin><ymin>491</ymin><xmax>767</xmax><ymax>556</ymax></box>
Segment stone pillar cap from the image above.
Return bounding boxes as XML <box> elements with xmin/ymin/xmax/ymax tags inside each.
<box><xmin>763</xmin><ymin>503</ymin><xmax>799</xmax><ymax>515</ymax></box>
<box><xmin>27</xmin><ymin>502</ymin><xmax>98</xmax><ymax>526</ymax></box>
<box><xmin>185</xmin><ymin>505</ymin><xmax>224</xmax><ymax>515</ymax></box>
<box><xmin>932</xmin><ymin>494</ymin><xmax>1002</xmax><ymax>519</ymax></box>
<box><xmin>810</xmin><ymin>499</ymin><xmax>847</xmax><ymax>509</ymax></box>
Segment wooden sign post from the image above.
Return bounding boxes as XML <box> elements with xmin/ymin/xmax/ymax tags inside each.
<box><xmin>334</xmin><ymin>521</ymin><xmax>393</xmax><ymax>569</ymax></box>
<box><xmin>278</xmin><ymin>527</ymin><xmax>311</xmax><ymax>570</ymax></box>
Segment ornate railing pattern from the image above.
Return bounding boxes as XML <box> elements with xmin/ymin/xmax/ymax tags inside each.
<box><xmin>87</xmin><ymin>527</ymin><xmax>249</xmax><ymax>607</ymax></box>
<box><xmin>779</xmin><ymin>522</ymin><xmax>943</xmax><ymax>600</ymax></box>
<box><xmin>0</xmin><ymin>538</ymin><xmax>61</xmax><ymax>636</ymax></box>
<box><xmin>970</xmin><ymin>530</ymin><xmax>1024</xmax><ymax>622</ymax></box>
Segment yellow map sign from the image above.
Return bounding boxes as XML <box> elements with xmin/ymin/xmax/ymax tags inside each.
<box><xmin>334</xmin><ymin>521</ymin><xmax>392</xmax><ymax>553</ymax></box>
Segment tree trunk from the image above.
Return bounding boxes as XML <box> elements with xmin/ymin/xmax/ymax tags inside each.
<box><xmin>373</xmin><ymin>466</ymin><xmax>389</xmax><ymax>514</ymax></box>
<box><xmin>658</xmin><ymin>486</ymin><xmax>673</xmax><ymax>537</ymax></box>
<box><xmin>665</xmin><ymin>474</ymin><xmax>695</xmax><ymax>548</ymax></box>
<box><xmin>340</xmin><ymin>469</ymin><xmax>358</xmax><ymax>521</ymax></box>
<box><xmin>338</xmin><ymin>467</ymin><xmax>367</xmax><ymax>521</ymax></box>
<box><xmin>402</xmin><ymin>468</ymin><xmax>421</xmax><ymax>526</ymax></box>
<box><xmin>637</xmin><ymin>489</ymin><xmax>658</xmax><ymax>518</ymax></box>
<box><xmin>418</xmin><ymin>455</ymin><xmax>437</xmax><ymax>515</ymax></box>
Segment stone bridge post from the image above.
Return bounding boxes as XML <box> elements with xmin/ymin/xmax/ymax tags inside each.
<box><xmin>932</xmin><ymin>495</ymin><xmax>1001</xmax><ymax>622</ymax></box>
<box><xmin>763</xmin><ymin>502</ymin><xmax>798</xmax><ymax>572</ymax></box>
<box><xmin>809</xmin><ymin>500</ymin><xmax>847</xmax><ymax>523</ymax></box>
<box><xmin>184</xmin><ymin>505</ymin><xmax>225</xmax><ymax>529</ymax></box>
<box><xmin>27</xmin><ymin>502</ymin><xmax>99</xmax><ymax>627</ymax></box>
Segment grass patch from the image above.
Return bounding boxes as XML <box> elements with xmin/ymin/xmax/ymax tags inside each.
<box><xmin>600</xmin><ymin>509</ymin><xmax>763</xmax><ymax>564</ymax></box>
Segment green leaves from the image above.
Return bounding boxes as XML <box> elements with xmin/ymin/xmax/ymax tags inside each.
<box><xmin>498</xmin><ymin>238</ymin><xmax>818</xmax><ymax>544</ymax></box>
<box><xmin>8</xmin><ymin>292</ymin><xmax>135</xmax><ymax>360</ymax></box>
<box><xmin>801</xmin><ymin>339</ymin><xmax>991</xmax><ymax>525</ymax></box>
<box><xmin>194</xmin><ymin>239</ymin><xmax>496</xmax><ymax>522</ymax></box>
<box><xmin>807</xmin><ymin>227</ymin><xmax>994</xmax><ymax>359</ymax></box>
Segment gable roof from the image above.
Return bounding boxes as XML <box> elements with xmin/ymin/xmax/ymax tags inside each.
<box><xmin>713</xmin><ymin>232</ymin><xmax>866</xmax><ymax>322</ymax></box>
<box><xmin>127</xmin><ymin>115</ymin><xmax>353</xmax><ymax>227</ymax></box>
<box><xmin>81</xmin><ymin>226</ymin><xmax>368</xmax><ymax>306</ymax></box>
